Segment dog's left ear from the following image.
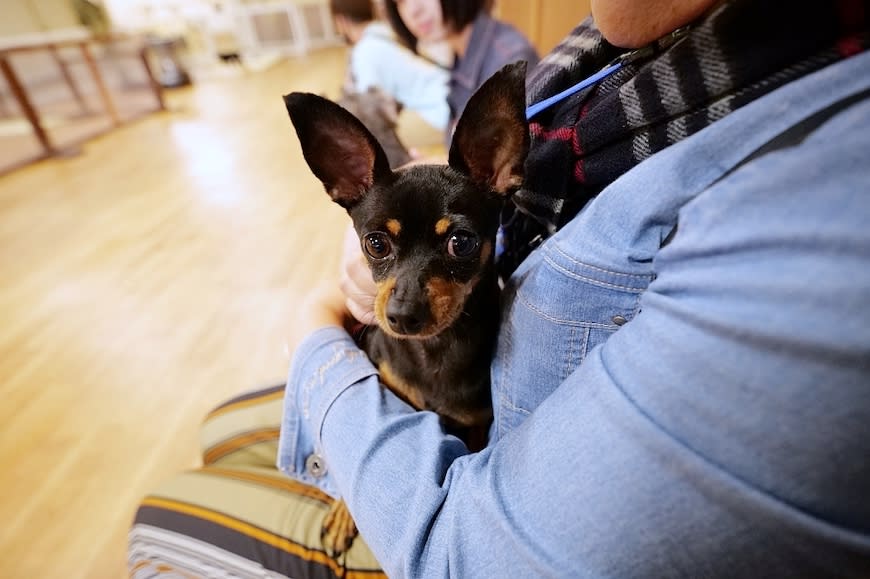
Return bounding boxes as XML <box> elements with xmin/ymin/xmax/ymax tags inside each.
<box><xmin>284</xmin><ymin>92</ymin><xmax>392</xmax><ymax>209</ymax></box>
<box><xmin>448</xmin><ymin>61</ymin><xmax>529</xmax><ymax>196</ymax></box>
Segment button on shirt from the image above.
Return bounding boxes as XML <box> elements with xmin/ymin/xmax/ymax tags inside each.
<box><xmin>304</xmin><ymin>453</ymin><xmax>327</xmax><ymax>478</ymax></box>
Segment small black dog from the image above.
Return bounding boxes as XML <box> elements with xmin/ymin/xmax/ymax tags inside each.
<box><xmin>284</xmin><ymin>61</ymin><xmax>529</xmax><ymax>555</ymax></box>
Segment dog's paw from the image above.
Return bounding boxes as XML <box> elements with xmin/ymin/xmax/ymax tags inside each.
<box><xmin>321</xmin><ymin>499</ymin><xmax>359</xmax><ymax>557</ymax></box>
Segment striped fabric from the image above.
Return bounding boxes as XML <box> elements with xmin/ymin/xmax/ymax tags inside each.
<box><xmin>129</xmin><ymin>386</ymin><xmax>385</xmax><ymax>578</ymax></box>
<box><xmin>498</xmin><ymin>0</ymin><xmax>870</xmax><ymax>279</ymax></box>
<box><xmin>200</xmin><ymin>384</ymin><xmax>285</xmax><ymax>467</ymax></box>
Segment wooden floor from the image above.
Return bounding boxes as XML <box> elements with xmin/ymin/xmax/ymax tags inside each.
<box><xmin>0</xmin><ymin>46</ymin><xmax>442</xmax><ymax>579</ymax></box>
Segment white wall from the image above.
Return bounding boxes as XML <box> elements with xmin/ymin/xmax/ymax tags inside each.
<box><xmin>0</xmin><ymin>0</ymin><xmax>80</xmax><ymax>37</ymax></box>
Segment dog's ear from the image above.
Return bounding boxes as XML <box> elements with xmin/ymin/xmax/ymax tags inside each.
<box><xmin>448</xmin><ymin>61</ymin><xmax>529</xmax><ymax>196</ymax></box>
<box><xmin>284</xmin><ymin>92</ymin><xmax>392</xmax><ymax>208</ymax></box>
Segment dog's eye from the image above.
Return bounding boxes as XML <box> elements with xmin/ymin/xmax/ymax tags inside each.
<box><xmin>363</xmin><ymin>232</ymin><xmax>392</xmax><ymax>259</ymax></box>
<box><xmin>447</xmin><ymin>231</ymin><xmax>479</xmax><ymax>259</ymax></box>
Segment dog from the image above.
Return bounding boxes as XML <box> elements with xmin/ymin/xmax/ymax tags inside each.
<box><xmin>284</xmin><ymin>61</ymin><xmax>529</xmax><ymax>556</ymax></box>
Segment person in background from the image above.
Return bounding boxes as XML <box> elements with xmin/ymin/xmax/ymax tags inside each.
<box><xmin>331</xmin><ymin>0</ymin><xmax>452</xmax><ymax>132</ymax></box>
<box><xmin>383</xmin><ymin>0</ymin><xmax>539</xmax><ymax>139</ymax></box>
<box><xmin>129</xmin><ymin>0</ymin><xmax>870</xmax><ymax>577</ymax></box>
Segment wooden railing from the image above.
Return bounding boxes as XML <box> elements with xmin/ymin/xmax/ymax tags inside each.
<box><xmin>0</xmin><ymin>31</ymin><xmax>166</xmax><ymax>175</ymax></box>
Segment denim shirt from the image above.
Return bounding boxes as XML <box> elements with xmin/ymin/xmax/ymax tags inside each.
<box><xmin>279</xmin><ymin>51</ymin><xmax>870</xmax><ymax>577</ymax></box>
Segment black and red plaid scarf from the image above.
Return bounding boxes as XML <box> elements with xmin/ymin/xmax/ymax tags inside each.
<box><xmin>499</xmin><ymin>0</ymin><xmax>869</xmax><ymax>277</ymax></box>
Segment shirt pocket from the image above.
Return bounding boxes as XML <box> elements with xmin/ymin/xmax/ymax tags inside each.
<box><xmin>492</xmin><ymin>242</ymin><xmax>653</xmax><ymax>438</ymax></box>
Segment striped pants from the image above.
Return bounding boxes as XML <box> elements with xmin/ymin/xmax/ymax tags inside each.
<box><xmin>128</xmin><ymin>385</ymin><xmax>386</xmax><ymax>578</ymax></box>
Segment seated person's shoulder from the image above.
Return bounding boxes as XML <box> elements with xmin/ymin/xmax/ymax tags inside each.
<box><xmin>492</xmin><ymin>18</ymin><xmax>540</xmax><ymax>65</ymax></box>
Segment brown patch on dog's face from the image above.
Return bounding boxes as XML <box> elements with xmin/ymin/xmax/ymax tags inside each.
<box><xmin>434</xmin><ymin>217</ymin><xmax>451</xmax><ymax>236</ymax></box>
<box><xmin>426</xmin><ymin>276</ymin><xmax>473</xmax><ymax>334</ymax></box>
<box><xmin>372</xmin><ymin>275</ymin><xmax>479</xmax><ymax>340</ymax></box>
<box><xmin>373</xmin><ymin>277</ymin><xmax>397</xmax><ymax>333</ymax></box>
<box><xmin>385</xmin><ymin>218</ymin><xmax>401</xmax><ymax>237</ymax></box>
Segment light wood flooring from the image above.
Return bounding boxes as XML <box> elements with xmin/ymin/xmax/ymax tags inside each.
<box><xmin>0</xmin><ymin>46</ymin><xmax>443</xmax><ymax>579</ymax></box>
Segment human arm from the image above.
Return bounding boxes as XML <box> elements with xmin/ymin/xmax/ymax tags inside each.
<box><xmin>278</xmin><ymin>77</ymin><xmax>870</xmax><ymax>577</ymax></box>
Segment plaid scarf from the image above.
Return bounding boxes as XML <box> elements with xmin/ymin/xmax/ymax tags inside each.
<box><xmin>499</xmin><ymin>0</ymin><xmax>869</xmax><ymax>278</ymax></box>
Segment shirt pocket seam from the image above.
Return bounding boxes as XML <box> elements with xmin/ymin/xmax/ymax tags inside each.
<box><xmin>543</xmin><ymin>253</ymin><xmax>650</xmax><ymax>293</ymax></box>
<box><xmin>516</xmin><ymin>289</ymin><xmax>623</xmax><ymax>328</ymax></box>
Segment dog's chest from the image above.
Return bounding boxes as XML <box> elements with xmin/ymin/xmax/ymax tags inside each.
<box><xmin>361</xmin><ymin>328</ymin><xmax>493</xmax><ymax>429</ymax></box>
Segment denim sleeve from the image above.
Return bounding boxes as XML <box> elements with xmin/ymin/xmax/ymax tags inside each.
<box><xmin>316</xmin><ymin>128</ymin><xmax>870</xmax><ymax>578</ymax></box>
<box><xmin>276</xmin><ymin>326</ymin><xmax>378</xmax><ymax>498</ymax></box>
<box><xmin>278</xmin><ymin>71</ymin><xmax>870</xmax><ymax>576</ymax></box>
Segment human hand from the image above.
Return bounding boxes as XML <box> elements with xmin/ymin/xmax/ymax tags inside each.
<box><xmin>286</xmin><ymin>280</ymin><xmax>351</xmax><ymax>358</ymax></box>
<box><xmin>338</xmin><ymin>223</ymin><xmax>377</xmax><ymax>325</ymax></box>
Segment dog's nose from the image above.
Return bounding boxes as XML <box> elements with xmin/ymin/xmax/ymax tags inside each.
<box><xmin>386</xmin><ymin>300</ymin><xmax>429</xmax><ymax>335</ymax></box>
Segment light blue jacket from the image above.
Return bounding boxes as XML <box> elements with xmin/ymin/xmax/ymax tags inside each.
<box><xmin>278</xmin><ymin>50</ymin><xmax>870</xmax><ymax>577</ymax></box>
<box><xmin>350</xmin><ymin>22</ymin><xmax>450</xmax><ymax>130</ymax></box>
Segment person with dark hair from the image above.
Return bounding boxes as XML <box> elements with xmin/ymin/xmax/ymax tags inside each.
<box><xmin>382</xmin><ymin>0</ymin><xmax>539</xmax><ymax>137</ymax></box>
<box><xmin>330</xmin><ymin>0</ymin><xmax>452</xmax><ymax>131</ymax></box>
<box><xmin>130</xmin><ymin>1</ymin><xmax>870</xmax><ymax>577</ymax></box>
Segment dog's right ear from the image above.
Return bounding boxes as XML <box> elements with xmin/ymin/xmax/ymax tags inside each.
<box><xmin>284</xmin><ymin>92</ymin><xmax>392</xmax><ymax>209</ymax></box>
<box><xmin>448</xmin><ymin>61</ymin><xmax>529</xmax><ymax>197</ymax></box>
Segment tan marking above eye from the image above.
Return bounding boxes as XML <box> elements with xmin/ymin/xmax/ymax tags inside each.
<box><xmin>435</xmin><ymin>217</ymin><xmax>451</xmax><ymax>235</ymax></box>
<box><xmin>385</xmin><ymin>219</ymin><xmax>401</xmax><ymax>236</ymax></box>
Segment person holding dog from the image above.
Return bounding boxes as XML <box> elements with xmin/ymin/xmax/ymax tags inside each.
<box><xmin>129</xmin><ymin>0</ymin><xmax>870</xmax><ymax>577</ymax></box>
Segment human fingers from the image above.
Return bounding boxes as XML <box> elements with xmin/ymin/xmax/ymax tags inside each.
<box><xmin>340</xmin><ymin>224</ymin><xmax>377</xmax><ymax>324</ymax></box>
